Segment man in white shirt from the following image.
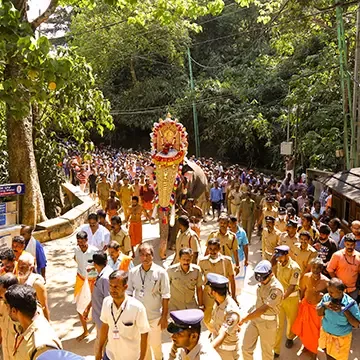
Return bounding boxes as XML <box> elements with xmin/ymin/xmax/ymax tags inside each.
<box><xmin>81</xmin><ymin>213</ymin><xmax>110</xmax><ymax>250</ymax></box>
<box><xmin>74</xmin><ymin>231</ymin><xmax>98</xmax><ymax>341</ymax></box>
<box><xmin>96</xmin><ymin>270</ymin><xmax>150</xmax><ymax>360</ymax></box>
<box><xmin>127</xmin><ymin>243</ymin><xmax>171</xmax><ymax>360</ymax></box>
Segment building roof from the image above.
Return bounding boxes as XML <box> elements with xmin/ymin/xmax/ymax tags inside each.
<box><xmin>319</xmin><ymin>168</ymin><xmax>360</xmax><ymax>203</ymax></box>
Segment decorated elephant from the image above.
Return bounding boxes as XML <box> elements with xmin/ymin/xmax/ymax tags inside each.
<box><xmin>150</xmin><ymin>115</ymin><xmax>207</xmax><ymax>259</ymax></box>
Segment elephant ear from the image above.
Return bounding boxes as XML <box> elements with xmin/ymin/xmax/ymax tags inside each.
<box><xmin>183</xmin><ymin>170</ymin><xmax>194</xmax><ymax>183</ymax></box>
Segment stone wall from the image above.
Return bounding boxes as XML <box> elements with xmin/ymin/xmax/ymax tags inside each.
<box><xmin>33</xmin><ymin>183</ymin><xmax>96</xmax><ymax>243</ymax></box>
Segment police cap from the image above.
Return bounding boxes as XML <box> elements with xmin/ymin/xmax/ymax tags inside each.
<box><xmin>167</xmin><ymin>309</ymin><xmax>204</xmax><ymax>334</ymax></box>
<box><xmin>278</xmin><ymin>207</ymin><xmax>286</xmax><ymax>215</ymax></box>
<box><xmin>274</xmin><ymin>245</ymin><xmax>290</xmax><ymax>257</ymax></box>
<box><xmin>206</xmin><ymin>273</ymin><xmax>229</xmax><ymax>289</ymax></box>
<box><xmin>265</xmin><ymin>216</ymin><xmax>275</xmax><ymax>223</ymax></box>
<box><xmin>254</xmin><ymin>260</ymin><xmax>272</xmax><ymax>274</ymax></box>
<box><xmin>37</xmin><ymin>350</ymin><xmax>85</xmax><ymax>360</ymax></box>
<box><xmin>286</xmin><ymin>219</ymin><xmax>298</xmax><ymax>228</ymax></box>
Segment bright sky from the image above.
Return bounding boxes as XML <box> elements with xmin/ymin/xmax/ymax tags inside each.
<box><xmin>27</xmin><ymin>0</ymin><xmax>51</xmax><ymax>22</ymax></box>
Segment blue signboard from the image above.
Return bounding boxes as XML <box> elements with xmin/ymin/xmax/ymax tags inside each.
<box><xmin>0</xmin><ymin>184</ymin><xmax>25</xmax><ymax>197</ymax></box>
<box><xmin>0</xmin><ymin>215</ymin><xmax>5</xmax><ymax>226</ymax></box>
<box><xmin>0</xmin><ymin>204</ymin><xmax>5</xmax><ymax>215</ymax></box>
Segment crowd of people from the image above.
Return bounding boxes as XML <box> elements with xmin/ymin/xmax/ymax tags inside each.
<box><xmin>0</xmin><ymin>147</ymin><xmax>359</xmax><ymax>360</ymax></box>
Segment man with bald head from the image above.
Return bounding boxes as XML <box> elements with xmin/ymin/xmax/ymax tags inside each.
<box><xmin>17</xmin><ymin>252</ymin><xmax>50</xmax><ymax>321</ymax></box>
<box><xmin>339</xmin><ymin>220</ymin><xmax>360</xmax><ymax>252</ymax></box>
<box><xmin>20</xmin><ymin>225</ymin><xmax>47</xmax><ymax>280</ymax></box>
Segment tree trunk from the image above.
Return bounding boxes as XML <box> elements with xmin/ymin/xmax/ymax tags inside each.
<box><xmin>130</xmin><ymin>57</ymin><xmax>137</xmax><ymax>84</ymax></box>
<box><xmin>5</xmin><ymin>62</ymin><xmax>47</xmax><ymax>226</ymax></box>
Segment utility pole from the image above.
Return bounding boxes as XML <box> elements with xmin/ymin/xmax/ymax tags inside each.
<box><xmin>336</xmin><ymin>2</ymin><xmax>353</xmax><ymax>170</ymax></box>
<box><xmin>187</xmin><ymin>48</ymin><xmax>201</xmax><ymax>158</ymax></box>
<box><xmin>354</xmin><ymin>4</ymin><xmax>360</xmax><ymax>167</ymax></box>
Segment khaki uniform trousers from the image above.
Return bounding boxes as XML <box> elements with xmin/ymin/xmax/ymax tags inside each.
<box><xmin>203</xmin><ymin>290</ymin><xmax>215</xmax><ymax>329</ymax></box>
<box><xmin>242</xmin><ymin>217</ymin><xmax>254</xmax><ymax>243</ymax></box>
<box><xmin>242</xmin><ymin>318</ymin><xmax>277</xmax><ymax>360</ymax></box>
<box><xmin>274</xmin><ymin>296</ymin><xmax>299</xmax><ymax>354</ymax></box>
<box><xmin>217</xmin><ymin>347</ymin><xmax>240</xmax><ymax>360</ymax></box>
<box><xmin>99</xmin><ymin>198</ymin><xmax>107</xmax><ymax>210</ymax></box>
<box><xmin>230</xmin><ymin>204</ymin><xmax>240</xmax><ymax>217</ymax></box>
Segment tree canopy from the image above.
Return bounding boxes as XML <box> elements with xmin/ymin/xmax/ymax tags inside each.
<box><xmin>68</xmin><ymin>0</ymin><xmax>358</xmax><ymax>173</ymax></box>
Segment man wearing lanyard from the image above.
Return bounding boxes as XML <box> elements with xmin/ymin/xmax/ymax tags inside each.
<box><xmin>83</xmin><ymin>252</ymin><xmax>113</xmax><ymax>351</ymax></box>
<box><xmin>96</xmin><ymin>270</ymin><xmax>150</xmax><ymax>360</ymax></box>
<box><xmin>127</xmin><ymin>243</ymin><xmax>171</xmax><ymax>360</ymax></box>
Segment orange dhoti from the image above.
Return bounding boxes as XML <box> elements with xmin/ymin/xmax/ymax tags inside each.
<box><xmin>292</xmin><ymin>298</ymin><xmax>321</xmax><ymax>354</ymax></box>
<box><xmin>74</xmin><ymin>273</ymin><xmax>95</xmax><ymax>315</ymax></box>
<box><xmin>143</xmin><ymin>201</ymin><xmax>153</xmax><ymax>211</ymax></box>
<box><xmin>129</xmin><ymin>221</ymin><xmax>142</xmax><ymax>246</ymax></box>
<box><xmin>107</xmin><ymin>209</ymin><xmax>118</xmax><ymax>219</ymax></box>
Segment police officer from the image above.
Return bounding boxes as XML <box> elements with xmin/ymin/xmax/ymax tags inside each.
<box><xmin>258</xmin><ymin>196</ymin><xmax>279</xmax><ymax>228</ymax></box>
<box><xmin>273</xmin><ymin>245</ymin><xmax>301</xmax><ymax>358</ymax></box>
<box><xmin>275</xmin><ymin>207</ymin><xmax>287</xmax><ymax>233</ymax></box>
<box><xmin>278</xmin><ymin>219</ymin><xmax>300</xmax><ymax>259</ymax></box>
<box><xmin>206</xmin><ymin>273</ymin><xmax>241</xmax><ymax>360</ymax></box>
<box><xmin>241</xmin><ymin>260</ymin><xmax>284</xmax><ymax>360</ymax></box>
<box><xmin>199</xmin><ymin>239</ymin><xmax>236</xmax><ymax>328</ymax></box>
<box><xmin>167</xmin><ymin>309</ymin><xmax>221</xmax><ymax>360</ymax></box>
<box><xmin>238</xmin><ymin>192</ymin><xmax>256</xmax><ymax>244</ymax></box>
<box><xmin>5</xmin><ymin>284</ymin><xmax>62</xmax><ymax>360</ymax></box>
<box><xmin>167</xmin><ymin>248</ymin><xmax>204</xmax><ymax>311</ymax></box>
<box><xmin>207</xmin><ymin>215</ymin><xmax>240</xmax><ymax>272</ymax></box>
<box><xmin>262</xmin><ymin>216</ymin><xmax>281</xmax><ymax>261</ymax></box>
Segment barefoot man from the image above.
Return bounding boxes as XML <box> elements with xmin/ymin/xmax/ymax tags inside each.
<box><xmin>292</xmin><ymin>257</ymin><xmax>329</xmax><ymax>359</ymax></box>
<box><xmin>74</xmin><ymin>231</ymin><xmax>98</xmax><ymax>341</ymax></box>
<box><xmin>126</xmin><ymin>196</ymin><xmax>150</xmax><ymax>255</ymax></box>
<box><xmin>105</xmin><ymin>190</ymin><xmax>121</xmax><ymax>220</ymax></box>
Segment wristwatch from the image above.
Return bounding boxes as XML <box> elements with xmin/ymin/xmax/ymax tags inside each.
<box><xmin>199</xmin><ymin>305</ymin><xmax>205</xmax><ymax>309</ymax></box>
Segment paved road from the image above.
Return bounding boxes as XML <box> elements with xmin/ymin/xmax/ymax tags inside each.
<box><xmin>44</xmin><ymin>219</ymin><xmax>360</xmax><ymax>360</ymax></box>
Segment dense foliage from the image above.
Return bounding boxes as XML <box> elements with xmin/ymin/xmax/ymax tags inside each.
<box><xmin>68</xmin><ymin>0</ymin><xmax>358</xmax><ymax>173</ymax></box>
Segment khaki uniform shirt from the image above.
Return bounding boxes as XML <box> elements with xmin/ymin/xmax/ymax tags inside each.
<box><xmin>276</xmin><ymin>258</ymin><xmax>301</xmax><ymax>293</ymax></box>
<box><xmin>199</xmin><ymin>255</ymin><xmax>234</xmax><ymax>282</ymax></box>
<box><xmin>208</xmin><ymin>231</ymin><xmax>238</xmax><ymax>260</ymax></box>
<box><xmin>211</xmin><ymin>296</ymin><xmax>240</xmax><ymax>347</ymax></box>
<box><xmin>298</xmin><ymin>226</ymin><xmax>320</xmax><ymax>242</ymax></box>
<box><xmin>292</xmin><ymin>243</ymin><xmax>318</xmax><ymax>274</ymax></box>
<box><xmin>262</xmin><ymin>228</ymin><xmax>281</xmax><ymax>257</ymax></box>
<box><xmin>167</xmin><ymin>263</ymin><xmax>203</xmax><ymax>310</ymax></box>
<box><xmin>275</xmin><ymin>219</ymin><xmax>287</xmax><ymax>233</ymax></box>
<box><xmin>97</xmin><ymin>182</ymin><xmax>111</xmax><ymax>200</ymax></box>
<box><xmin>110</xmin><ymin>228</ymin><xmax>132</xmax><ymax>254</ymax></box>
<box><xmin>174</xmin><ymin>228</ymin><xmax>200</xmax><ymax>263</ymax></box>
<box><xmin>0</xmin><ymin>302</ymin><xmax>16</xmax><ymax>360</ymax></box>
<box><xmin>229</xmin><ymin>189</ymin><xmax>242</xmax><ymax>206</ymax></box>
<box><xmin>179</xmin><ymin>338</ymin><xmax>221</xmax><ymax>360</ymax></box>
<box><xmin>239</xmin><ymin>199</ymin><xmax>255</xmax><ymax>219</ymax></box>
<box><xmin>279</xmin><ymin>232</ymin><xmax>300</xmax><ymax>259</ymax></box>
<box><xmin>120</xmin><ymin>185</ymin><xmax>134</xmax><ymax>205</ymax></box>
<box><xmin>14</xmin><ymin>314</ymin><xmax>62</xmax><ymax>360</ymax></box>
<box><xmin>255</xmin><ymin>276</ymin><xmax>284</xmax><ymax>316</ymax></box>
<box><xmin>262</xmin><ymin>207</ymin><xmax>278</xmax><ymax>226</ymax></box>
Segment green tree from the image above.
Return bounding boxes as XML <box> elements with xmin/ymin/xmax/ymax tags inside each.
<box><xmin>0</xmin><ymin>0</ymin><xmax>224</xmax><ymax>225</ymax></box>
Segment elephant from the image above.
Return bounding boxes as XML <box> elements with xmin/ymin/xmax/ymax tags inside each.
<box><xmin>158</xmin><ymin>159</ymin><xmax>208</xmax><ymax>259</ymax></box>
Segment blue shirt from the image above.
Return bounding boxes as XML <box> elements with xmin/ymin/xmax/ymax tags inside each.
<box><xmin>318</xmin><ymin>293</ymin><xmax>360</xmax><ymax>336</ymax></box>
<box><xmin>235</xmin><ymin>225</ymin><xmax>249</xmax><ymax>261</ymax></box>
<box><xmin>339</xmin><ymin>238</ymin><xmax>360</xmax><ymax>252</ymax></box>
<box><xmin>210</xmin><ymin>188</ymin><xmax>223</xmax><ymax>202</ymax></box>
<box><xmin>35</xmin><ymin>241</ymin><xmax>47</xmax><ymax>274</ymax></box>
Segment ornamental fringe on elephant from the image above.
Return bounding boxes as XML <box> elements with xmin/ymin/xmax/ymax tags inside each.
<box><xmin>150</xmin><ymin>114</ymin><xmax>207</xmax><ymax>259</ymax></box>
